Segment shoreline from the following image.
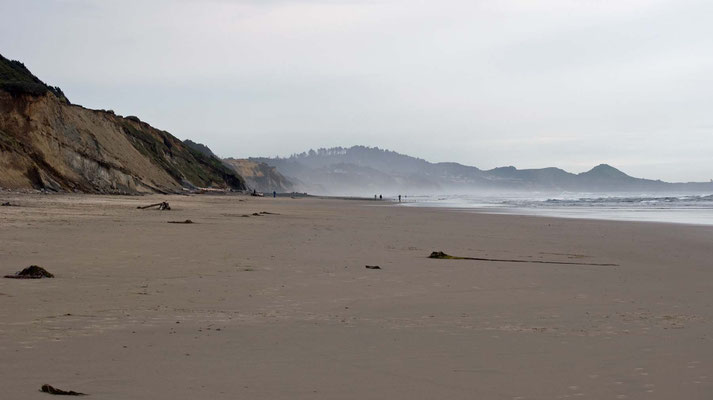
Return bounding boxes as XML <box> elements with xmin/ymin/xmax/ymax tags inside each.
<box><xmin>5</xmin><ymin>188</ymin><xmax>711</xmax><ymax>226</ymax></box>
<box><xmin>406</xmin><ymin>204</ymin><xmax>713</xmax><ymax>227</ymax></box>
<box><xmin>1</xmin><ymin>193</ymin><xmax>712</xmax><ymax>399</ymax></box>
<box><xmin>398</xmin><ymin>201</ymin><xmax>713</xmax><ymax>227</ymax></box>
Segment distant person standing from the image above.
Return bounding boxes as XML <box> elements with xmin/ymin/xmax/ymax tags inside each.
<box><xmin>398</xmin><ymin>195</ymin><xmax>401</xmax><ymax>203</ymax></box>
<box><xmin>379</xmin><ymin>194</ymin><xmax>382</xmax><ymax>200</ymax></box>
<box><xmin>273</xmin><ymin>191</ymin><xmax>276</xmax><ymax>198</ymax></box>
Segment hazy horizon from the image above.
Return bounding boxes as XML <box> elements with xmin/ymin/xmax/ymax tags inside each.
<box><xmin>3</xmin><ymin>0</ymin><xmax>712</xmax><ymax>181</ymax></box>
<box><xmin>245</xmin><ymin>144</ymin><xmax>710</xmax><ymax>184</ymax></box>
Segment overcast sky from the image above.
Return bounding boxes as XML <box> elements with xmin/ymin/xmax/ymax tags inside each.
<box><xmin>2</xmin><ymin>0</ymin><xmax>712</xmax><ymax>181</ymax></box>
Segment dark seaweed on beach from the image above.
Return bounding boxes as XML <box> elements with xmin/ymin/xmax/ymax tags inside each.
<box><xmin>40</xmin><ymin>384</ymin><xmax>86</xmax><ymax>396</ymax></box>
<box><xmin>4</xmin><ymin>265</ymin><xmax>54</xmax><ymax>279</ymax></box>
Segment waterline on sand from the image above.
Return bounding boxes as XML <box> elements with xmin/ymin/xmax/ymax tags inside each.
<box><xmin>399</xmin><ymin>193</ymin><xmax>713</xmax><ymax>225</ymax></box>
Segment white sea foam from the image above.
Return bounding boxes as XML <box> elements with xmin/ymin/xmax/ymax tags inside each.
<box><xmin>398</xmin><ymin>193</ymin><xmax>713</xmax><ymax>225</ymax></box>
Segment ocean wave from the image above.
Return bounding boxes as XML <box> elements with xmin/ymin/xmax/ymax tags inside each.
<box><xmin>540</xmin><ymin>194</ymin><xmax>713</xmax><ymax>206</ymax></box>
<box><xmin>401</xmin><ymin>193</ymin><xmax>713</xmax><ymax>224</ymax></box>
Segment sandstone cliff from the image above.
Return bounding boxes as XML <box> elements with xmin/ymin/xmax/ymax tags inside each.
<box><xmin>223</xmin><ymin>158</ymin><xmax>294</xmax><ymax>193</ymax></box>
<box><xmin>0</xmin><ymin>55</ymin><xmax>245</xmax><ymax>193</ymax></box>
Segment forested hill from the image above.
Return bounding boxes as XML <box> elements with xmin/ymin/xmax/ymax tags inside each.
<box><xmin>250</xmin><ymin>146</ymin><xmax>713</xmax><ymax>195</ymax></box>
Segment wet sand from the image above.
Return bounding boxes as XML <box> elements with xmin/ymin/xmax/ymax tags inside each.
<box><xmin>1</xmin><ymin>193</ymin><xmax>712</xmax><ymax>399</ymax></box>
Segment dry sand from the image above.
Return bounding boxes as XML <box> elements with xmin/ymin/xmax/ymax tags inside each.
<box><xmin>1</xmin><ymin>193</ymin><xmax>712</xmax><ymax>399</ymax></box>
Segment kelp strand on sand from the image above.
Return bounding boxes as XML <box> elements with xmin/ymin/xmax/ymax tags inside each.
<box><xmin>428</xmin><ymin>251</ymin><xmax>618</xmax><ymax>267</ymax></box>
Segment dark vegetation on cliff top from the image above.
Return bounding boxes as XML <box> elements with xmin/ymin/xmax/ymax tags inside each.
<box><xmin>0</xmin><ymin>54</ymin><xmax>68</xmax><ymax>102</ymax></box>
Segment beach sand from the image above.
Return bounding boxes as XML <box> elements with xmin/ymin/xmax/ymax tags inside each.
<box><xmin>1</xmin><ymin>193</ymin><xmax>712</xmax><ymax>399</ymax></box>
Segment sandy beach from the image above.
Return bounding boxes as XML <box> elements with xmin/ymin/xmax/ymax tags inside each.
<box><xmin>1</xmin><ymin>193</ymin><xmax>712</xmax><ymax>399</ymax></box>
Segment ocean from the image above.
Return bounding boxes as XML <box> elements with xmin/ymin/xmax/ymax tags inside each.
<box><xmin>398</xmin><ymin>193</ymin><xmax>713</xmax><ymax>226</ymax></box>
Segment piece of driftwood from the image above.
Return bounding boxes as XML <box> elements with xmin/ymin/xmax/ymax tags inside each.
<box><xmin>40</xmin><ymin>384</ymin><xmax>86</xmax><ymax>396</ymax></box>
<box><xmin>167</xmin><ymin>219</ymin><xmax>193</xmax><ymax>224</ymax></box>
<box><xmin>365</xmin><ymin>265</ymin><xmax>382</xmax><ymax>270</ymax></box>
<box><xmin>137</xmin><ymin>202</ymin><xmax>170</xmax><ymax>210</ymax></box>
<box><xmin>4</xmin><ymin>265</ymin><xmax>54</xmax><ymax>279</ymax></box>
<box><xmin>428</xmin><ymin>251</ymin><xmax>618</xmax><ymax>267</ymax></box>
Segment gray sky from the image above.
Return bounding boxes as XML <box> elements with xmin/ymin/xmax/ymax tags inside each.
<box><xmin>2</xmin><ymin>0</ymin><xmax>712</xmax><ymax>181</ymax></box>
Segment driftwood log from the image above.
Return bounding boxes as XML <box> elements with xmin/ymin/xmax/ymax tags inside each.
<box><xmin>137</xmin><ymin>202</ymin><xmax>170</xmax><ymax>210</ymax></box>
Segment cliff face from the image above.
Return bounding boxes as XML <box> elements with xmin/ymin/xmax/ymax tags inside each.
<box><xmin>0</xmin><ymin>55</ymin><xmax>245</xmax><ymax>194</ymax></box>
<box><xmin>223</xmin><ymin>158</ymin><xmax>294</xmax><ymax>193</ymax></box>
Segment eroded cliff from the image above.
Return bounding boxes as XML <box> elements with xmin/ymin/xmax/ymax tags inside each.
<box><xmin>0</xmin><ymin>55</ymin><xmax>245</xmax><ymax>193</ymax></box>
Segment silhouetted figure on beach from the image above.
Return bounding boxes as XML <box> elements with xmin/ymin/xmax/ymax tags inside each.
<box><xmin>273</xmin><ymin>191</ymin><xmax>276</xmax><ymax>198</ymax></box>
<box><xmin>398</xmin><ymin>195</ymin><xmax>401</xmax><ymax>202</ymax></box>
<box><xmin>379</xmin><ymin>194</ymin><xmax>382</xmax><ymax>200</ymax></box>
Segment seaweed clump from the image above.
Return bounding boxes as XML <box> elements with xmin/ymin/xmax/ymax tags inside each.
<box><xmin>428</xmin><ymin>251</ymin><xmax>459</xmax><ymax>259</ymax></box>
<box><xmin>4</xmin><ymin>265</ymin><xmax>54</xmax><ymax>279</ymax></box>
<box><xmin>40</xmin><ymin>384</ymin><xmax>86</xmax><ymax>396</ymax></box>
